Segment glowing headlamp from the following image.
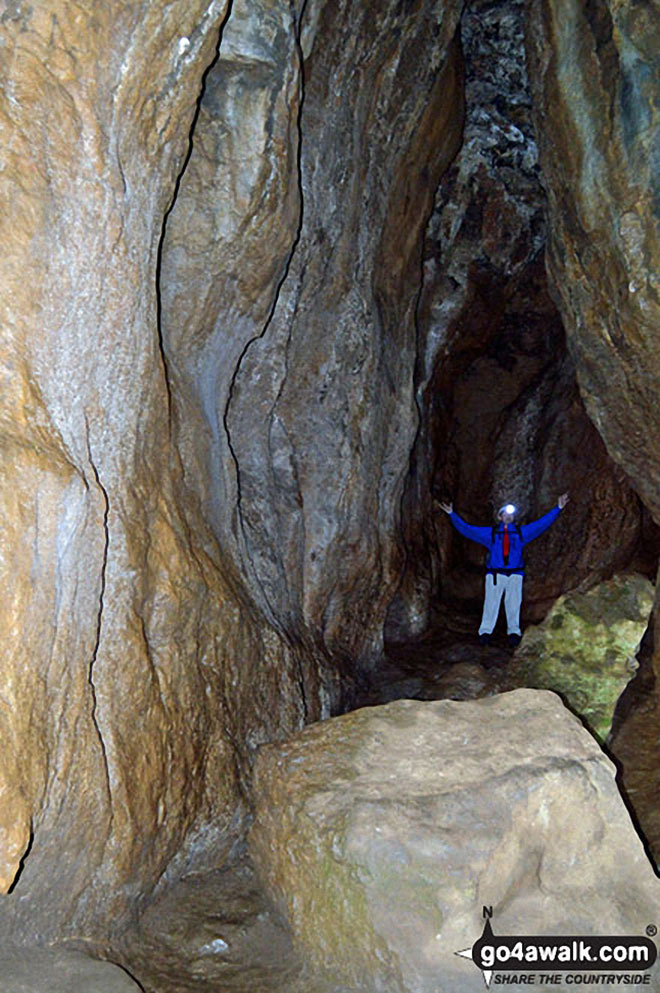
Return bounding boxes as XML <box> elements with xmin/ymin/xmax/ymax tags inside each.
<box><xmin>499</xmin><ymin>503</ymin><xmax>517</xmax><ymax>516</ymax></box>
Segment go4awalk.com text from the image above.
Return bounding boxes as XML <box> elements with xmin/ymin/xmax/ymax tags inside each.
<box><xmin>456</xmin><ymin>915</ymin><xmax>657</xmax><ymax>989</ymax></box>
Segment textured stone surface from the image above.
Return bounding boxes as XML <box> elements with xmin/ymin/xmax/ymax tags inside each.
<box><xmin>0</xmin><ymin>946</ymin><xmax>140</xmax><ymax>993</ymax></box>
<box><xmin>525</xmin><ymin>0</ymin><xmax>660</xmax><ymax>526</ymax></box>
<box><xmin>250</xmin><ymin>692</ymin><xmax>660</xmax><ymax>993</ymax></box>
<box><xmin>160</xmin><ymin>0</ymin><xmax>305</xmax><ymax>600</ymax></box>
<box><xmin>524</xmin><ymin>0</ymin><xmax>660</xmax><ymax>818</ymax></box>
<box><xmin>611</xmin><ymin>689</ymin><xmax>660</xmax><ymax>868</ymax></box>
<box><xmin>0</xmin><ymin>0</ymin><xmax>473</xmax><ymax>953</ymax></box>
<box><xmin>0</xmin><ymin>0</ymin><xmax>311</xmax><ymax>943</ymax></box>
<box><xmin>160</xmin><ymin>0</ymin><xmax>468</xmax><ymax>706</ymax></box>
<box><xmin>506</xmin><ymin>573</ymin><xmax>653</xmax><ymax>743</ymax></box>
<box><xmin>119</xmin><ymin>854</ymin><xmax>300</xmax><ymax>993</ymax></box>
<box><xmin>216</xmin><ymin>0</ymin><xmax>464</xmax><ymax>669</ymax></box>
<box><xmin>388</xmin><ymin>0</ymin><xmax>651</xmax><ymax>642</ymax></box>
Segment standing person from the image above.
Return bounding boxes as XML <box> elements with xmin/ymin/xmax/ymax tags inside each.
<box><xmin>439</xmin><ymin>494</ymin><xmax>569</xmax><ymax>646</ymax></box>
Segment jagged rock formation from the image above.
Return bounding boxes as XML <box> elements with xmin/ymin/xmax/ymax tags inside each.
<box><xmin>249</xmin><ymin>692</ymin><xmax>660</xmax><ymax>993</ymax></box>
<box><xmin>387</xmin><ymin>0</ymin><xmax>656</xmax><ymax>642</ymax></box>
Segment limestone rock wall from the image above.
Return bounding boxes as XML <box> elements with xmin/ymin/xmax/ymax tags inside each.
<box><xmin>162</xmin><ymin>0</ymin><xmax>466</xmax><ymax>675</ymax></box>
<box><xmin>0</xmin><ymin>0</ymin><xmax>470</xmax><ymax>946</ymax></box>
<box><xmin>525</xmin><ymin>0</ymin><xmax>660</xmax><ymax>681</ymax></box>
<box><xmin>0</xmin><ymin>0</ymin><xmax>310</xmax><ymax>943</ymax></box>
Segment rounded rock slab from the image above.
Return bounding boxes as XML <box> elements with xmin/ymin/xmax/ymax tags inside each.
<box><xmin>249</xmin><ymin>690</ymin><xmax>660</xmax><ymax>993</ymax></box>
<box><xmin>0</xmin><ymin>946</ymin><xmax>142</xmax><ymax>993</ymax></box>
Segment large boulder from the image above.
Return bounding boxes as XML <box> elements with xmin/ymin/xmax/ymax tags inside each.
<box><xmin>249</xmin><ymin>692</ymin><xmax>660</xmax><ymax>993</ymax></box>
<box><xmin>506</xmin><ymin>573</ymin><xmax>654</xmax><ymax>743</ymax></box>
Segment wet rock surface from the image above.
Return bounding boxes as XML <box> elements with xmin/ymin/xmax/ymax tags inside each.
<box><xmin>249</xmin><ymin>692</ymin><xmax>660</xmax><ymax>993</ymax></box>
<box><xmin>0</xmin><ymin>946</ymin><xmax>141</xmax><ymax>993</ymax></box>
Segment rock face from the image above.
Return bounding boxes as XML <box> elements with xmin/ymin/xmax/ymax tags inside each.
<box><xmin>526</xmin><ymin>0</ymin><xmax>660</xmax><ymax>531</ymax></box>
<box><xmin>162</xmin><ymin>0</ymin><xmax>466</xmax><ymax>675</ymax></box>
<box><xmin>0</xmin><ymin>0</ymin><xmax>312</xmax><ymax>943</ymax></box>
<box><xmin>507</xmin><ymin>573</ymin><xmax>653</xmax><ymax>743</ymax></box>
<box><xmin>249</xmin><ymin>692</ymin><xmax>660</xmax><ymax>993</ymax></box>
<box><xmin>611</xmin><ymin>686</ymin><xmax>660</xmax><ymax>867</ymax></box>
<box><xmin>0</xmin><ymin>0</ymin><xmax>469</xmax><ymax>949</ymax></box>
<box><xmin>388</xmin><ymin>0</ymin><xmax>652</xmax><ymax>642</ymax></box>
<box><xmin>119</xmin><ymin>853</ymin><xmax>300</xmax><ymax>993</ymax></box>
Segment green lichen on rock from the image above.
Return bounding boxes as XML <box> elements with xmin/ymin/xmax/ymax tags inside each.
<box><xmin>511</xmin><ymin>573</ymin><xmax>653</xmax><ymax>744</ymax></box>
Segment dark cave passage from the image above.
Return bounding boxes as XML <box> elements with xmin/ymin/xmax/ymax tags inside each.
<box><xmin>371</xmin><ymin>0</ymin><xmax>660</xmax><ymax>871</ymax></box>
<box><xmin>386</xmin><ymin>0</ymin><xmax>660</xmax><ymax>651</ymax></box>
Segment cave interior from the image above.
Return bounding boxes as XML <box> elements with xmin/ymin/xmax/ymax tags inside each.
<box><xmin>1</xmin><ymin>0</ymin><xmax>660</xmax><ymax>989</ymax></box>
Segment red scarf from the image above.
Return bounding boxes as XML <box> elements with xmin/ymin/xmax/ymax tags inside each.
<box><xmin>503</xmin><ymin>524</ymin><xmax>510</xmax><ymax>562</ymax></box>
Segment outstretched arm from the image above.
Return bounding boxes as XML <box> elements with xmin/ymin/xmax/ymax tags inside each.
<box><xmin>521</xmin><ymin>493</ymin><xmax>568</xmax><ymax>544</ymax></box>
<box><xmin>442</xmin><ymin>504</ymin><xmax>492</xmax><ymax>547</ymax></box>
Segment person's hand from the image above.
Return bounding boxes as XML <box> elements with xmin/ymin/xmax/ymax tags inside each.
<box><xmin>557</xmin><ymin>492</ymin><xmax>569</xmax><ymax>509</ymax></box>
<box><xmin>439</xmin><ymin>501</ymin><xmax>453</xmax><ymax>515</ymax></box>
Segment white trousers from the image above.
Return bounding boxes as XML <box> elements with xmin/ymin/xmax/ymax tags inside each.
<box><xmin>478</xmin><ymin>573</ymin><xmax>523</xmax><ymax>636</ymax></box>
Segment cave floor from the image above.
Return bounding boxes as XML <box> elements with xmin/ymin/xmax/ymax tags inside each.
<box><xmin>358</xmin><ymin>622</ymin><xmax>517</xmax><ymax>708</ymax></box>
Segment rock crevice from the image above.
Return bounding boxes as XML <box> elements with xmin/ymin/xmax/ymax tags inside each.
<box><xmin>84</xmin><ymin>433</ymin><xmax>113</xmax><ymax>823</ymax></box>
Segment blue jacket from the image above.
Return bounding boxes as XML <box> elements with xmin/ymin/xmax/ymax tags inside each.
<box><xmin>448</xmin><ymin>506</ymin><xmax>561</xmax><ymax>574</ymax></box>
